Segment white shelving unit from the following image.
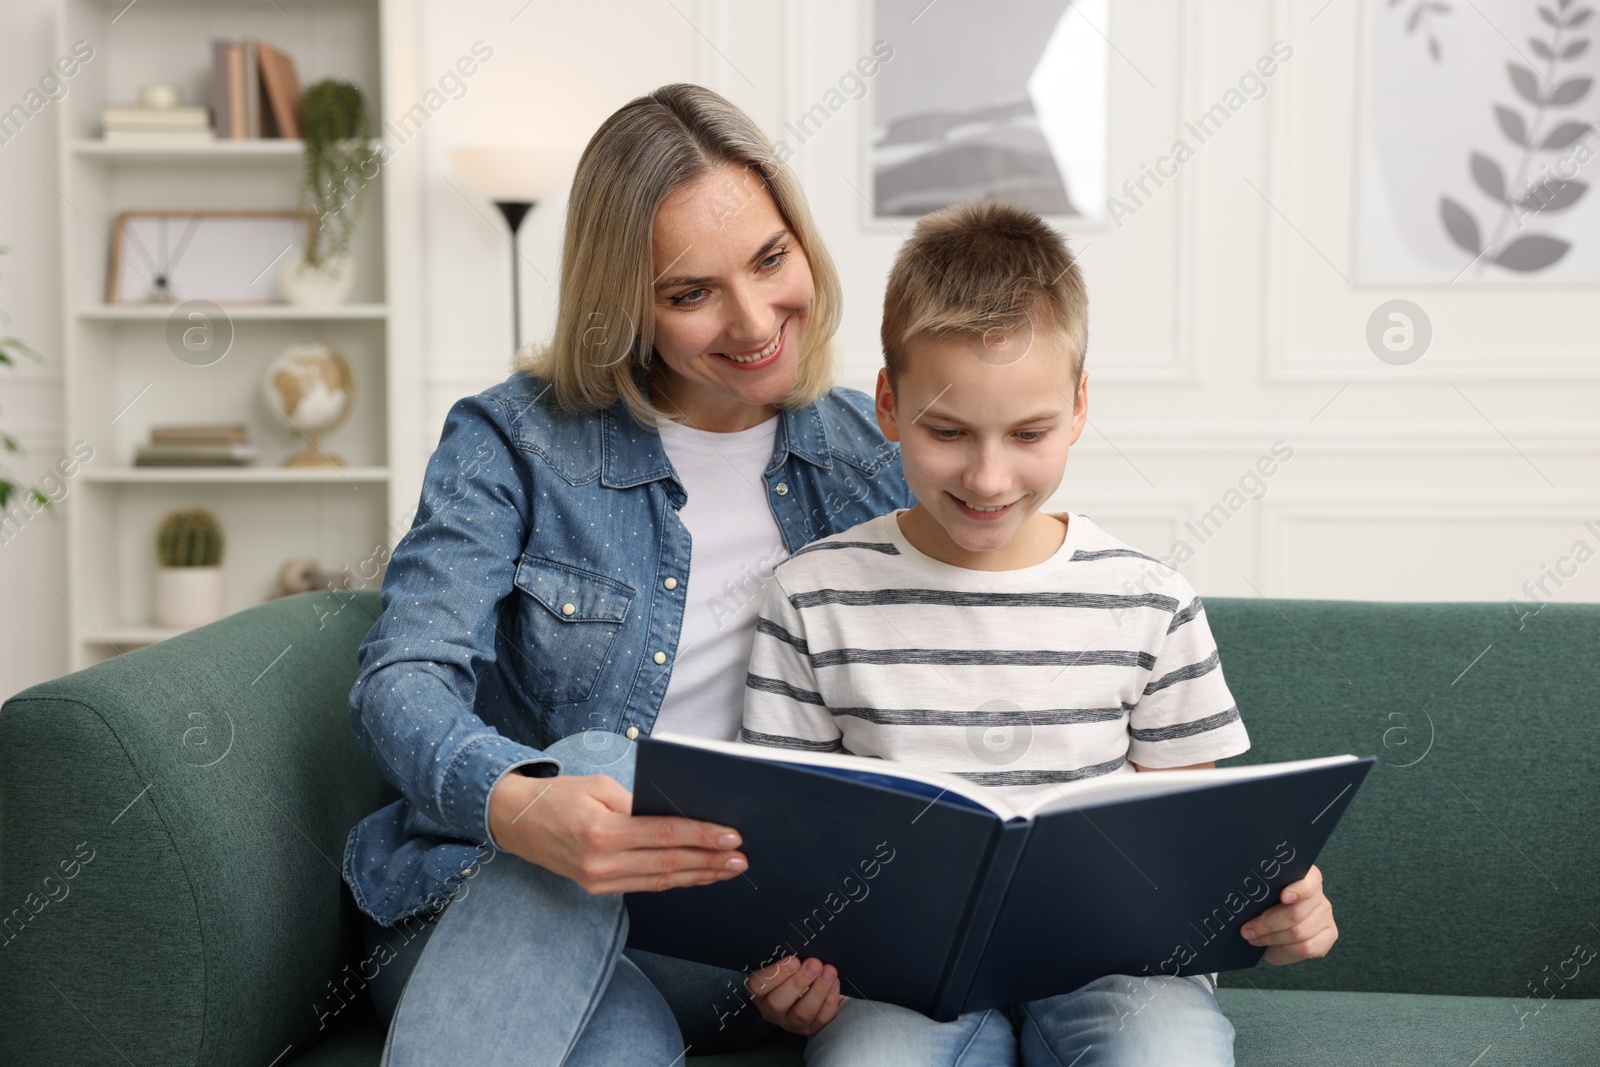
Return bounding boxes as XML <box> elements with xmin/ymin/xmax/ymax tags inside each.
<box><xmin>56</xmin><ymin>0</ymin><xmax>422</xmax><ymax>670</ymax></box>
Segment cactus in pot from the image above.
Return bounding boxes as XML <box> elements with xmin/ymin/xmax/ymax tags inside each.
<box><xmin>157</xmin><ymin>507</ymin><xmax>225</xmax><ymax>567</ymax></box>
<box><xmin>154</xmin><ymin>507</ymin><xmax>227</xmax><ymax>629</ymax></box>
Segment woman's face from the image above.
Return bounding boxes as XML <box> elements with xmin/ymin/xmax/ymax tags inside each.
<box><xmin>649</xmin><ymin>163</ymin><xmax>816</xmax><ymax>431</ymax></box>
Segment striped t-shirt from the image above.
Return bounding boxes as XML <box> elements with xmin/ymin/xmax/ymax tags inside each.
<box><xmin>741</xmin><ymin>510</ymin><xmax>1251</xmax><ymax>806</ymax></box>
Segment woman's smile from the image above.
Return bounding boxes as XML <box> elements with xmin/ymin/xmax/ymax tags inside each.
<box><xmin>713</xmin><ymin>317</ymin><xmax>787</xmax><ymax>368</ymax></box>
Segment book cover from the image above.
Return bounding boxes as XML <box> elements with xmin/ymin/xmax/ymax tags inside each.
<box><xmin>243</xmin><ymin>39</ymin><xmax>260</xmax><ymax>139</ymax></box>
<box><xmin>227</xmin><ymin>44</ymin><xmax>246</xmax><ymax>141</ymax></box>
<box><xmin>210</xmin><ymin>39</ymin><xmax>233</xmax><ymax>139</ymax></box>
<box><xmin>150</xmin><ymin>424</ymin><xmax>250</xmax><ymax>444</ymax></box>
<box><xmin>104</xmin><ymin>130</ymin><xmax>216</xmax><ymax>145</ymax></box>
<box><xmin>625</xmin><ymin>736</ymin><xmax>1373</xmax><ymax>1021</ymax></box>
<box><xmin>257</xmin><ymin>42</ymin><xmax>302</xmax><ymax>139</ymax></box>
<box><xmin>103</xmin><ymin>106</ymin><xmax>211</xmax><ymax>127</ymax></box>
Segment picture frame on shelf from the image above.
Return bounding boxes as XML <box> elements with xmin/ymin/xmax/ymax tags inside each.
<box><xmin>107</xmin><ymin>210</ymin><xmax>314</xmax><ymax>305</ymax></box>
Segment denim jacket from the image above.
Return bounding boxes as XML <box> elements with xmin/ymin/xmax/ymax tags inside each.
<box><xmin>342</xmin><ymin>369</ymin><xmax>914</xmax><ymax>926</ymax></box>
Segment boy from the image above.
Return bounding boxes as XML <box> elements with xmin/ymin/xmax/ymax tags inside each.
<box><xmin>738</xmin><ymin>201</ymin><xmax>1337</xmax><ymax>1063</ymax></box>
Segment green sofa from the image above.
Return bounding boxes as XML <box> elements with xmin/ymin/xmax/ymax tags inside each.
<box><xmin>3</xmin><ymin>588</ymin><xmax>1596</xmax><ymax>1065</ymax></box>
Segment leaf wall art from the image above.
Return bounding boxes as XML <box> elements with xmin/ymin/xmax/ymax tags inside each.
<box><xmin>1359</xmin><ymin>0</ymin><xmax>1600</xmax><ymax>283</ymax></box>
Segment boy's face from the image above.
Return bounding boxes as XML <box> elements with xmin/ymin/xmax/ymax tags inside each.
<box><xmin>875</xmin><ymin>331</ymin><xmax>1087</xmax><ymax>568</ymax></box>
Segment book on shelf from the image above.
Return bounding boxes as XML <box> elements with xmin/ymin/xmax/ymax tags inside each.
<box><xmin>104</xmin><ymin>130</ymin><xmax>217</xmax><ymax>145</ymax></box>
<box><xmin>101</xmin><ymin>104</ymin><xmax>214</xmax><ymax>144</ymax></box>
<box><xmin>102</xmin><ymin>105</ymin><xmax>211</xmax><ymax>129</ymax></box>
<box><xmin>244</xmin><ymin>39</ymin><xmax>260</xmax><ymax>138</ymax></box>
<box><xmin>229</xmin><ymin>43</ymin><xmax>247</xmax><ymax>139</ymax></box>
<box><xmin>211</xmin><ymin>40</ymin><xmax>236</xmax><ymax>139</ymax></box>
<box><xmin>257</xmin><ymin>42</ymin><xmax>302</xmax><ymax>139</ymax></box>
<box><xmin>209</xmin><ymin>37</ymin><xmax>302</xmax><ymax>141</ymax></box>
<box><xmin>135</xmin><ymin>440</ymin><xmax>260</xmax><ymax>467</ymax></box>
<box><xmin>149</xmin><ymin>423</ymin><xmax>251</xmax><ymax>445</ymax></box>
<box><xmin>624</xmin><ymin>734</ymin><xmax>1374</xmax><ymax>1022</ymax></box>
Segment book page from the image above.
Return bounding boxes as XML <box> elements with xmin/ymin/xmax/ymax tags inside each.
<box><xmin>646</xmin><ymin>734</ymin><xmax>1360</xmax><ymax>824</ymax></box>
<box><xmin>1012</xmin><ymin>754</ymin><xmax>1363</xmax><ymax>819</ymax></box>
<box><xmin>648</xmin><ymin>732</ymin><xmax>1013</xmax><ymax>815</ymax></box>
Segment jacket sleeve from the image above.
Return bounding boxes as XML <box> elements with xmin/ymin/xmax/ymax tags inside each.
<box><xmin>348</xmin><ymin>391</ymin><xmax>557</xmax><ymax>848</ymax></box>
<box><xmin>741</xmin><ymin>573</ymin><xmax>843</xmax><ymax>752</ymax></box>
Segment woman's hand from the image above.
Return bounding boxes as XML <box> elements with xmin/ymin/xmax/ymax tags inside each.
<box><xmin>487</xmin><ymin>770</ymin><xmax>748</xmax><ymax>895</ymax></box>
<box><xmin>745</xmin><ymin>955</ymin><xmax>845</xmax><ymax>1036</ymax></box>
<box><xmin>1240</xmin><ymin>863</ymin><xmax>1338</xmax><ymax>965</ymax></box>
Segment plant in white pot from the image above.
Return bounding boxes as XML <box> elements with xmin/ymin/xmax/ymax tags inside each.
<box><xmin>281</xmin><ymin>80</ymin><xmax>378</xmax><ymax>307</ymax></box>
<box><xmin>155</xmin><ymin>507</ymin><xmax>227</xmax><ymax>629</ymax></box>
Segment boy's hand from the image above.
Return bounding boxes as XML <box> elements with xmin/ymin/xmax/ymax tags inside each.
<box><xmin>1239</xmin><ymin>863</ymin><xmax>1338</xmax><ymax>965</ymax></box>
<box><xmin>745</xmin><ymin>955</ymin><xmax>845</xmax><ymax>1035</ymax></box>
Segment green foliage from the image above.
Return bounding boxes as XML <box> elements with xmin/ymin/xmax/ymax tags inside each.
<box><xmin>299</xmin><ymin>80</ymin><xmax>379</xmax><ymax>266</ymax></box>
<box><xmin>0</xmin><ymin>244</ymin><xmax>48</xmax><ymax>512</ymax></box>
<box><xmin>156</xmin><ymin>507</ymin><xmax>226</xmax><ymax>567</ymax></box>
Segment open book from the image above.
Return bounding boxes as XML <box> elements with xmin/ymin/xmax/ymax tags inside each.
<box><xmin>624</xmin><ymin>735</ymin><xmax>1374</xmax><ymax>1022</ymax></box>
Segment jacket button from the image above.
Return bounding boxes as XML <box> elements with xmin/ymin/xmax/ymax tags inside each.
<box><xmin>561</xmin><ymin>603</ymin><xmax>576</xmax><ymax>616</ymax></box>
<box><xmin>775</xmin><ymin>482</ymin><xmax>789</xmax><ymax>495</ymax></box>
<box><xmin>625</xmin><ymin>726</ymin><xmax>640</xmax><ymax>740</ymax></box>
<box><xmin>663</xmin><ymin>577</ymin><xmax>678</xmax><ymax>590</ymax></box>
<box><xmin>653</xmin><ymin>651</ymin><xmax>667</xmax><ymax>664</ymax></box>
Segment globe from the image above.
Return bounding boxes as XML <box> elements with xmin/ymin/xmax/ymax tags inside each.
<box><xmin>261</xmin><ymin>341</ymin><xmax>356</xmax><ymax>467</ymax></box>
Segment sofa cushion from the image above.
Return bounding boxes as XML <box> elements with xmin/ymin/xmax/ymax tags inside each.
<box><xmin>295</xmin><ymin>990</ymin><xmax>1600</xmax><ymax>1066</ymax></box>
<box><xmin>1203</xmin><ymin>598</ymin><xmax>1600</xmax><ymax>999</ymax></box>
<box><xmin>1219</xmin><ymin>987</ymin><xmax>1600</xmax><ymax>1066</ymax></box>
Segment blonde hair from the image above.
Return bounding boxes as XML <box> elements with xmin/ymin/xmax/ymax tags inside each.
<box><xmin>516</xmin><ymin>84</ymin><xmax>842</xmax><ymax>426</ymax></box>
<box><xmin>880</xmin><ymin>200</ymin><xmax>1088</xmax><ymax>390</ymax></box>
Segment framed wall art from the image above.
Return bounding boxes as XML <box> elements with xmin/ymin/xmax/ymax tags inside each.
<box><xmin>107</xmin><ymin>210</ymin><xmax>314</xmax><ymax>304</ymax></box>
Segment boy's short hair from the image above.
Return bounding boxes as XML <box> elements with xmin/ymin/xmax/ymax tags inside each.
<box><xmin>880</xmin><ymin>200</ymin><xmax>1087</xmax><ymax>390</ymax></box>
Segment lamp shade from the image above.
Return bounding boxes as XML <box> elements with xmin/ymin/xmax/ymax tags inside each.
<box><xmin>449</xmin><ymin>146</ymin><xmax>573</xmax><ymax>202</ymax></box>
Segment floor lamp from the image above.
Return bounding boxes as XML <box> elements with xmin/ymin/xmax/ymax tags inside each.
<box><xmin>450</xmin><ymin>147</ymin><xmax>569</xmax><ymax>354</ymax></box>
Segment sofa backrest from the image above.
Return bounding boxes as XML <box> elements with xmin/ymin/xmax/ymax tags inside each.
<box><xmin>0</xmin><ymin>589</ymin><xmax>398</xmax><ymax>1066</ymax></box>
<box><xmin>1206</xmin><ymin>597</ymin><xmax>1599</xmax><ymax>999</ymax></box>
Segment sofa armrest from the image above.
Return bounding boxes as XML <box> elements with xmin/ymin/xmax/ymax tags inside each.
<box><xmin>1</xmin><ymin>589</ymin><xmax>398</xmax><ymax>1066</ymax></box>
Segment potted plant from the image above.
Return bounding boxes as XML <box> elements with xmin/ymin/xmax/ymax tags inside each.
<box><xmin>155</xmin><ymin>507</ymin><xmax>226</xmax><ymax>628</ymax></box>
<box><xmin>280</xmin><ymin>80</ymin><xmax>378</xmax><ymax>306</ymax></box>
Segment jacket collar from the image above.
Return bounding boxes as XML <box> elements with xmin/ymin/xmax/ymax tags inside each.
<box><xmin>600</xmin><ymin>396</ymin><xmax>834</xmax><ymax>490</ymax></box>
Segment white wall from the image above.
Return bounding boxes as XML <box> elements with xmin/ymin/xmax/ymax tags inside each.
<box><xmin>3</xmin><ymin>0</ymin><xmax>1598</xmax><ymax>698</ymax></box>
<box><xmin>0</xmin><ymin>0</ymin><xmax>70</xmax><ymax>699</ymax></box>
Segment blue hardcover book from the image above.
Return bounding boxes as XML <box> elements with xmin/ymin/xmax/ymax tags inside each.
<box><xmin>624</xmin><ymin>735</ymin><xmax>1374</xmax><ymax>1022</ymax></box>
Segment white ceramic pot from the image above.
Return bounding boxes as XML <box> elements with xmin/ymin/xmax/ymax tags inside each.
<box><xmin>155</xmin><ymin>566</ymin><xmax>226</xmax><ymax>629</ymax></box>
<box><xmin>280</xmin><ymin>254</ymin><xmax>357</xmax><ymax>307</ymax></box>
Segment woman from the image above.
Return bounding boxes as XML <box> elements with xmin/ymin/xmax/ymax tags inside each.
<box><xmin>342</xmin><ymin>83</ymin><xmax>910</xmax><ymax>1064</ymax></box>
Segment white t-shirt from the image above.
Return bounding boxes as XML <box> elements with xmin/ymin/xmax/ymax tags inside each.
<box><xmin>742</xmin><ymin>509</ymin><xmax>1251</xmax><ymax>806</ymax></box>
<box><xmin>655</xmin><ymin>415</ymin><xmax>790</xmax><ymax>740</ymax></box>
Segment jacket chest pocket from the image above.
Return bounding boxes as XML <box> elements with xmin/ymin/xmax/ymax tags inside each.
<box><xmin>513</xmin><ymin>554</ymin><xmax>636</xmax><ymax>706</ymax></box>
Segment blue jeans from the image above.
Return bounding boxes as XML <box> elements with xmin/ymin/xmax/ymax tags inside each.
<box><xmin>803</xmin><ymin>974</ymin><xmax>1234</xmax><ymax>1066</ymax></box>
<box><xmin>364</xmin><ymin>731</ymin><xmax>777</xmax><ymax>1066</ymax></box>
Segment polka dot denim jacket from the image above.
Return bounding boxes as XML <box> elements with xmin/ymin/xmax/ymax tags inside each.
<box><xmin>341</xmin><ymin>370</ymin><xmax>914</xmax><ymax>926</ymax></box>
